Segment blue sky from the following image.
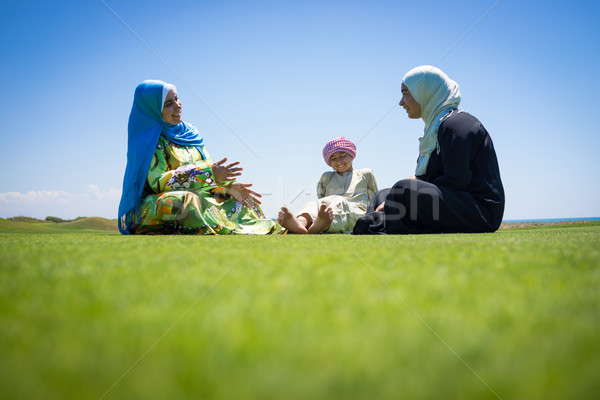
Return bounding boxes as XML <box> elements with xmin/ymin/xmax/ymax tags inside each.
<box><xmin>1</xmin><ymin>0</ymin><xmax>599</xmax><ymax>221</ymax></box>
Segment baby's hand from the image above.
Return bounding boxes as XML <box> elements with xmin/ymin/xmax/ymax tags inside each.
<box><xmin>375</xmin><ymin>202</ymin><xmax>385</xmax><ymax>212</ymax></box>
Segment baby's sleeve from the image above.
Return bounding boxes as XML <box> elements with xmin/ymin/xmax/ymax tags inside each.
<box><xmin>367</xmin><ymin>170</ymin><xmax>378</xmax><ymax>200</ymax></box>
<box><xmin>316</xmin><ymin>172</ymin><xmax>331</xmax><ymax>199</ymax></box>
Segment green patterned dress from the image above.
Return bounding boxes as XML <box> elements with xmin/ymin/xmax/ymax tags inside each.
<box><xmin>133</xmin><ymin>136</ymin><xmax>280</xmax><ymax>235</ymax></box>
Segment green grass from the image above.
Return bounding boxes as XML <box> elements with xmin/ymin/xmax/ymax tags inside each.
<box><xmin>0</xmin><ymin>217</ymin><xmax>118</xmax><ymax>234</ymax></box>
<box><xmin>1</xmin><ymin>224</ymin><xmax>599</xmax><ymax>399</ymax></box>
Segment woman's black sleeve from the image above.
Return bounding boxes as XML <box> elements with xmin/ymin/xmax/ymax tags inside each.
<box><xmin>431</xmin><ymin>117</ymin><xmax>481</xmax><ymax>190</ymax></box>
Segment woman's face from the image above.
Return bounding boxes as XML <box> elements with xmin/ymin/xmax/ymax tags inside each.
<box><xmin>329</xmin><ymin>151</ymin><xmax>354</xmax><ymax>173</ymax></box>
<box><xmin>162</xmin><ymin>89</ymin><xmax>182</xmax><ymax>124</ymax></box>
<box><xmin>399</xmin><ymin>83</ymin><xmax>421</xmax><ymax>119</ymax></box>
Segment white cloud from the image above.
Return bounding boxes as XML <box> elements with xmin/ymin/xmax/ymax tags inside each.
<box><xmin>0</xmin><ymin>186</ymin><xmax>122</xmax><ymax>219</ymax></box>
<box><xmin>0</xmin><ymin>190</ymin><xmax>70</xmax><ymax>203</ymax></box>
<box><xmin>86</xmin><ymin>184</ymin><xmax>121</xmax><ymax>200</ymax></box>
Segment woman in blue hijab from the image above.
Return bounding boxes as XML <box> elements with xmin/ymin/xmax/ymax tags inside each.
<box><xmin>118</xmin><ymin>80</ymin><xmax>280</xmax><ymax>235</ymax></box>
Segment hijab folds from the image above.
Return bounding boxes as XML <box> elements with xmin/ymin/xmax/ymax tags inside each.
<box><xmin>402</xmin><ymin>65</ymin><xmax>461</xmax><ymax>176</ymax></box>
<box><xmin>118</xmin><ymin>80</ymin><xmax>206</xmax><ymax>234</ymax></box>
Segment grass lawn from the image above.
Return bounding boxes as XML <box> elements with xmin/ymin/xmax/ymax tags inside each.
<box><xmin>0</xmin><ymin>223</ymin><xmax>599</xmax><ymax>399</ymax></box>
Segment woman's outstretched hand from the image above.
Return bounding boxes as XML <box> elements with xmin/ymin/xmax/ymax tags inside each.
<box><xmin>227</xmin><ymin>182</ymin><xmax>262</xmax><ymax>208</ymax></box>
<box><xmin>212</xmin><ymin>158</ymin><xmax>243</xmax><ymax>182</ymax></box>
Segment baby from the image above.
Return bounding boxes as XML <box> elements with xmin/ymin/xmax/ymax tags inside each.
<box><xmin>278</xmin><ymin>136</ymin><xmax>378</xmax><ymax>234</ymax></box>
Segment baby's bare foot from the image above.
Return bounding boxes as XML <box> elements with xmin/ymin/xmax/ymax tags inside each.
<box><xmin>308</xmin><ymin>203</ymin><xmax>334</xmax><ymax>234</ymax></box>
<box><xmin>278</xmin><ymin>207</ymin><xmax>308</xmax><ymax>234</ymax></box>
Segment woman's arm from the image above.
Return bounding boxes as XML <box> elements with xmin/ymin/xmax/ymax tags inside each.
<box><xmin>430</xmin><ymin>117</ymin><xmax>480</xmax><ymax>190</ymax></box>
<box><xmin>226</xmin><ymin>182</ymin><xmax>262</xmax><ymax>208</ymax></box>
<box><xmin>211</xmin><ymin>157</ymin><xmax>243</xmax><ymax>183</ymax></box>
<box><xmin>146</xmin><ymin>142</ymin><xmax>221</xmax><ymax>194</ymax></box>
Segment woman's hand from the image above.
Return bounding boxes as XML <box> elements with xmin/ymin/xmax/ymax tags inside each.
<box><xmin>211</xmin><ymin>158</ymin><xmax>243</xmax><ymax>182</ymax></box>
<box><xmin>375</xmin><ymin>202</ymin><xmax>385</xmax><ymax>212</ymax></box>
<box><xmin>227</xmin><ymin>182</ymin><xmax>262</xmax><ymax>208</ymax></box>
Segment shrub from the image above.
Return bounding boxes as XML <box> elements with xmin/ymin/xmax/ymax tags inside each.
<box><xmin>45</xmin><ymin>216</ymin><xmax>67</xmax><ymax>223</ymax></box>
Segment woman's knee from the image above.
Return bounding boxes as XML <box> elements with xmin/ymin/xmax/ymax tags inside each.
<box><xmin>386</xmin><ymin>180</ymin><xmax>442</xmax><ymax>221</ymax></box>
<box><xmin>368</xmin><ymin>188</ymin><xmax>391</xmax><ymax>212</ymax></box>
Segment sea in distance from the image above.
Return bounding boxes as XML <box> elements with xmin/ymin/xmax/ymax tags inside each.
<box><xmin>502</xmin><ymin>217</ymin><xmax>600</xmax><ymax>223</ymax></box>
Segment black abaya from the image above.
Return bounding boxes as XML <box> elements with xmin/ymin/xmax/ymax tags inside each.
<box><xmin>353</xmin><ymin>110</ymin><xmax>504</xmax><ymax>234</ymax></box>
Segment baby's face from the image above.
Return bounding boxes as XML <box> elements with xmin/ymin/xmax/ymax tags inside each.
<box><xmin>329</xmin><ymin>151</ymin><xmax>353</xmax><ymax>173</ymax></box>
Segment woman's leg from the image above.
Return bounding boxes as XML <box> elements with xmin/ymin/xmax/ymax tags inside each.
<box><xmin>135</xmin><ymin>191</ymin><xmax>234</xmax><ymax>234</ymax></box>
<box><xmin>381</xmin><ymin>179</ymin><xmax>440</xmax><ymax>234</ymax></box>
<box><xmin>383</xmin><ymin>179</ymin><xmax>496</xmax><ymax>233</ymax></box>
<box><xmin>352</xmin><ymin>189</ymin><xmax>390</xmax><ymax>234</ymax></box>
<box><xmin>367</xmin><ymin>188</ymin><xmax>391</xmax><ymax>213</ymax></box>
<box><xmin>135</xmin><ymin>190</ymin><xmax>281</xmax><ymax>235</ymax></box>
<box><xmin>355</xmin><ymin>179</ymin><xmax>467</xmax><ymax>234</ymax></box>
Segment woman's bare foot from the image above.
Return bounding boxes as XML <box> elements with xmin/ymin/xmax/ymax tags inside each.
<box><xmin>308</xmin><ymin>203</ymin><xmax>334</xmax><ymax>234</ymax></box>
<box><xmin>278</xmin><ymin>207</ymin><xmax>308</xmax><ymax>234</ymax></box>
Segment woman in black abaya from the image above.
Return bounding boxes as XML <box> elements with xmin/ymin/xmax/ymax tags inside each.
<box><xmin>353</xmin><ymin>66</ymin><xmax>504</xmax><ymax>234</ymax></box>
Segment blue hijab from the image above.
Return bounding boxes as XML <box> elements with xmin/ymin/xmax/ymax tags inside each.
<box><xmin>118</xmin><ymin>79</ymin><xmax>206</xmax><ymax>234</ymax></box>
